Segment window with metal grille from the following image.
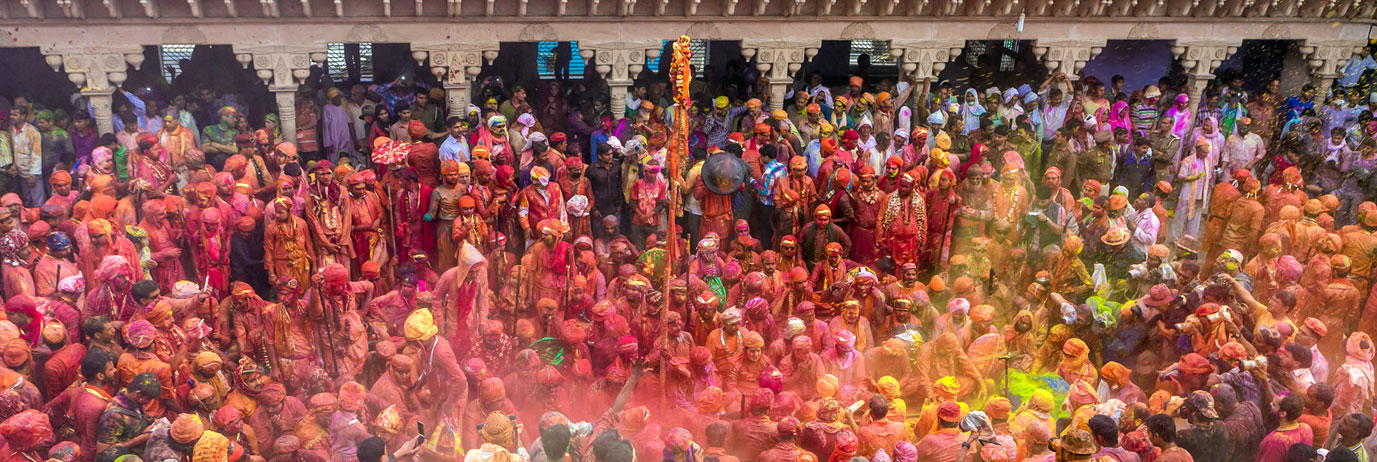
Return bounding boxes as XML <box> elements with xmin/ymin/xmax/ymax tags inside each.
<box><xmin>537</xmin><ymin>41</ymin><xmax>584</xmax><ymax>80</ymax></box>
<box><xmin>1000</xmin><ymin>40</ymin><xmax>1018</xmax><ymax>72</ymax></box>
<box><xmin>647</xmin><ymin>40</ymin><xmax>708</xmax><ymax>77</ymax></box>
<box><xmin>159</xmin><ymin>45</ymin><xmax>196</xmax><ymax>82</ymax></box>
<box><xmin>327</xmin><ymin>42</ymin><xmax>374</xmax><ymax>83</ymax></box>
<box><xmin>849</xmin><ymin>40</ymin><xmax>895</xmax><ymax>66</ymax></box>
<box><xmin>966</xmin><ymin>41</ymin><xmax>987</xmax><ymax>67</ymax></box>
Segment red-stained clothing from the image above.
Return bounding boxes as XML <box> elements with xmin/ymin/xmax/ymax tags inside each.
<box><xmin>42</xmin><ymin>343</ymin><xmax>86</xmax><ymax>400</ymax></box>
<box><xmin>248</xmin><ymin>398</ymin><xmax>309</xmax><ymax>460</ymax></box>
<box><xmin>70</xmin><ymin>384</ymin><xmax>113</xmax><ymax>462</ymax></box>
<box><xmin>729</xmin><ymin>416</ymin><xmax>779</xmax><ymax>460</ymax></box>
<box><xmin>913</xmin><ymin>427</ymin><xmax>966</xmax><ymax>462</ymax></box>
<box><xmin>858</xmin><ymin>419</ymin><xmax>908</xmax><ymax>458</ymax></box>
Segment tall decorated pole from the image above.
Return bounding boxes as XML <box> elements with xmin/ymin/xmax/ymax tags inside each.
<box><xmin>662</xmin><ymin>36</ymin><xmax>693</xmax><ymax>400</ymax></box>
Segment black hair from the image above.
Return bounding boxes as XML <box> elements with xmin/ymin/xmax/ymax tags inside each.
<box><xmin>1284</xmin><ymin>342</ymin><xmax>1313</xmax><ymax>369</ymax></box>
<box><xmin>118</xmin><ymin>112</ymin><xmax>137</xmax><ymax>124</ymax></box>
<box><xmin>1134</xmin><ymin>137</ymin><xmax>1151</xmax><ymax>147</ymax></box>
<box><xmin>868</xmin><ymin>393</ymin><xmax>889</xmax><ymax>419</ymax></box>
<box><xmin>128</xmin><ymin>371</ymin><xmax>163</xmax><ymax>398</ymax></box>
<box><xmin>446</xmin><ymin>116</ymin><xmax>462</xmax><ymax>126</ymax></box>
<box><xmin>1306</xmin><ymin>382</ymin><xmax>1334</xmax><ymax>408</ymax></box>
<box><xmin>1347</xmin><ymin>413</ymin><xmax>1375</xmax><ymax>440</ymax></box>
<box><xmin>541</xmin><ymin>424</ymin><xmax>572</xmax><ymax>460</ymax></box>
<box><xmin>603</xmin><ymin>440</ymin><xmax>634</xmax><ymax>462</ymax></box>
<box><xmin>725</xmin><ymin>144</ymin><xmax>744</xmax><ymax>156</ymax></box>
<box><xmin>1088</xmin><ymin>415</ymin><xmax>1119</xmax><ymax>447</ymax></box>
<box><xmin>358</xmin><ymin>437</ymin><xmax>387</xmax><ymax>462</ymax></box>
<box><xmin>1145</xmin><ymin>414</ymin><xmax>1175</xmax><ymax>443</ymax></box>
<box><xmin>98</xmin><ymin>133</ymin><xmax>119</xmax><ymax>147</ymax></box>
<box><xmin>1327</xmin><ymin>448</ymin><xmax>1360</xmax><ymax>462</ymax></box>
<box><xmin>592</xmin><ymin>428</ymin><xmax>624</xmax><ymax>462</ymax></box>
<box><xmin>80</xmin><ymin>349</ymin><xmax>114</xmax><ymax>383</ymax></box>
<box><xmin>1049</xmin><ymin>88</ymin><xmax>1064</xmax><ymax>99</ymax></box>
<box><xmin>1283</xmin><ymin>444</ymin><xmax>1317</xmax><ymax>462</ymax></box>
<box><xmin>993</xmin><ymin>125</ymin><xmax>1011</xmax><ymax>136</ymax></box>
<box><xmin>131</xmin><ymin>280</ymin><xmax>160</xmax><ymax>301</ymax></box>
<box><xmin>760</xmin><ymin>144</ymin><xmax>778</xmax><ymax>161</ymax></box>
<box><xmin>95</xmin><ymin>447</ymin><xmax>130</xmax><ymax>462</ymax></box>
<box><xmin>705</xmin><ymin>422</ymin><xmax>729</xmax><ymax>447</ymax></box>
<box><xmin>1279</xmin><ymin>394</ymin><xmax>1304</xmax><ymax>421</ymax></box>
<box><xmin>83</xmin><ymin>316</ymin><xmax>111</xmax><ymax>340</ymax></box>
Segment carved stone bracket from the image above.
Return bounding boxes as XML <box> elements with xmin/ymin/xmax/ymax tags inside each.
<box><xmin>892</xmin><ymin>39</ymin><xmax>964</xmax><ymax>79</ymax></box>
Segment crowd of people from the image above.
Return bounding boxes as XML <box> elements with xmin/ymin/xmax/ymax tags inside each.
<box><xmin>0</xmin><ymin>43</ymin><xmax>1375</xmax><ymax>462</ymax></box>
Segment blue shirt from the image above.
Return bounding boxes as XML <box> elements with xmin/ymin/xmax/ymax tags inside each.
<box><xmin>753</xmin><ymin>160</ymin><xmax>785</xmax><ymax>206</ymax></box>
<box><xmin>439</xmin><ymin>135</ymin><xmax>469</xmax><ymax>163</ymax></box>
<box><xmin>1340</xmin><ymin>55</ymin><xmax>1377</xmax><ymax>87</ymax></box>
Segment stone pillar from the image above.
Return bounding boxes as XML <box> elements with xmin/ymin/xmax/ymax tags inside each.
<box><xmin>271</xmin><ymin>86</ymin><xmax>298</xmax><ymax>142</ymax></box>
<box><xmin>244</xmin><ymin>46</ymin><xmax>317</xmax><ymax>143</ymax></box>
<box><xmin>413</xmin><ymin>42</ymin><xmax>500</xmax><ymax>119</ymax></box>
<box><xmin>83</xmin><ymin>90</ymin><xmax>115</xmax><ymax>134</ymax></box>
<box><xmin>583</xmin><ymin>41</ymin><xmax>660</xmax><ymax>120</ymax></box>
<box><xmin>741</xmin><ymin>40</ymin><xmax>820</xmax><ymax>112</ymax></box>
<box><xmin>1172</xmin><ymin>41</ymin><xmax>1240</xmax><ymax>114</ymax></box>
<box><xmin>1034</xmin><ymin>40</ymin><xmax>1107</xmax><ymax>82</ymax></box>
<box><xmin>41</xmin><ymin>47</ymin><xmax>143</xmax><ymax>134</ymax></box>
<box><xmin>1302</xmin><ymin>42</ymin><xmax>1366</xmax><ymax>99</ymax></box>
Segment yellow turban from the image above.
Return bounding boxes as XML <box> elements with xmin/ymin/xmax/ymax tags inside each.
<box><xmin>934</xmin><ymin>376</ymin><xmax>960</xmax><ymax>398</ymax></box>
<box><xmin>877</xmin><ymin>376</ymin><xmax>901</xmax><ymax>399</ymax></box>
<box><xmin>404</xmin><ymin>308</ymin><xmax>438</xmax><ymax>341</ymax></box>
<box><xmin>1029</xmin><ymin>389</ymin><xmax>1054</xmax><ymax>413</ymax></box>
<box><xmin>936</xmin><ymin>132</ymin><xmax>952</xmax><ymax>151</ymax></box>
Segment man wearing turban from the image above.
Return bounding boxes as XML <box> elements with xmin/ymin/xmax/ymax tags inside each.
<box><xmin>135</xmin><ymin>200</ymin><xmax>185</xmax><ymax>293</ymax></box>
<box><xmin>461</xmin><ymin>378</ymin><xmax>518</xmax><ymax>452</ymax></box>
<box><xmin>340</xmin><ymin>171</ymin><xmax>388</xmax><ymax>276</ymax></box>
<box><xmin>401</xmin><ymin>308</ymin><xmax>469</xmax><ymax>428</ymax></box>
<box><xmin>426</xmin><ymin>160</ymin><xmax>471</xmax><ymax>272</ymax></box>
<box><xmin>303</xmin><ymin>161</ymin><xmax>356</xmax><ymax>271</ymax></box>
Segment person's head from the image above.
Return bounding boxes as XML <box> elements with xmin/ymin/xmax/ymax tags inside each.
<box><xmin>80</xmin><ymin>349</ymin><xmax>116</xmax><ymax>386</ymax></box>
<box><xmin>125</xmin><ymin>371</ymin><xmax>163</xmax><ymax>405</ymax></box>
<box><xmin>1339</xmin><ymin>413</ymin><xmax>1375</xmax><ymax>444</ymax></box>
<box><xmin>1088</xmin><ymin>414</ymin><xmax>1119</xmax><ymax>448</ymax></box>
<box><xmin>705</xmin><ymin>421</ymin><xmax>728</xmax><ymax>448</ymax></box>
<box><xmin>131</xmin><ymin>280</ymin><xmax>161</xmax><ymax>307</ymax></box>
<box><xmin>1285</xmin><ymin>444</ymin><xmax>1319</xmax><ymax>462</ymax></box>
<box><xmin>540</xmin><ymin>423</ymin><xmax>571</xmax><ymax>460</ymax></box>
<box><xmin>1144</xmin><ymin>413</ymin><xmax>1175</xmax><ymax>447</ymax></box>
<box><xmin>1048</xmin><ymin>88</ymin><xmax>1064</xmax><ymax>106</ymax></box>
<box><xmin>1279</xmin><ymin>393</ymin><xmax>1304</xmax><ymax>423</ymax></box>
<box><xmin>1303</xmin><ymin>383</ymin><xmax>1334</xmax><ymax>415</ymax></box>
<box><xmin>444</xmin><ymin>117</ymin><xmax>467</xmax><ymax>140</ymax></box>
<box><xmin>358</xmin><ymin>437</ymin><xmax>387</xmax><ymax>462</ymax></box>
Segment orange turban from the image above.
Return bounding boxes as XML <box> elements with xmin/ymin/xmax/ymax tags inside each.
<box><xmin>1100</xmin><ymin>361</ymin><xmax>1131</xmax><ymax>386</ymax></box>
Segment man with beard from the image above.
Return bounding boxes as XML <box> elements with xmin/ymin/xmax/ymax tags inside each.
<box><xmin>880</xmin><ymin>172</ymin><xmax>929</xmax><ymax>268</ymax></box>
<box><xmin>773</xmin><ymin>154</ymin><xmax>816</xmax><ymax>248</ymax></box>
<box><xmin>953</xmin><ymin>164</ymin><xmax>996</xmax><ymax>257</ymax></box>
<box><xmin>391</xmin><ymin>167</ymin><xmax>431</xmax><ymax>266</ymax></box>
<box><xmin>921</xmin><ymin>169</ymin><xmax>960</xmax><ymax>268</ymax></box>
<box><xmin>427</xmin><ymin>161</ymin><xmax>469</xmax><ymax>272</ymax></box>
<box><xmin>303</xmin><ymin>162</ymin><xmax>354</xmax><ymax>271</ymax></box>
<box><xmin>522</xmin><ymin>218</ymin><xmax>572</xmax><ymax>311</ymax></box>
<box><xmin>345</xmin><ymin>173</ymin><xmax>387</xmax><ymax>278</ymax></box>
<box><xmin>809</xmin><ymin>243</ymin><xmax>850</xmax><ymax>314</ymax></box>
<box><xmin>849</xmin><ymin>166</ymin><xmax>886</xmax><ymax>264</ymax></box>
<box><xmin>798</xmin><ymin>205</ymin><xmax>850</xmax><ymax>268</ymax></box>
<box><xmin>519</xmin><ymin>166</ymin><xmax>566</xmax><ymax>248</ymax></box>
<box><xmin>78</xmin><ymin>219</ymin><xmax>138</xmax><ymax>287</ymax></box>
<box><xmin>263</xmin><ymin>198</ymin><xmax>314</xmax><ymax>287</ymax></box>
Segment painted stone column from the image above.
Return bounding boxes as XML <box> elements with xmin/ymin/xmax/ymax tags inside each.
<box><xmin>1303</xmin><ymin>42</ymin><xmax>1366</xmax><ymax>98</ymax></box>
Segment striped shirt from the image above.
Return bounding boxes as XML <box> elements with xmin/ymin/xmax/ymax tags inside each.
<box><xmin>754</xmin><ymin>160</ymin><xmax>786</xmax><ymax>206</ymax></box>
